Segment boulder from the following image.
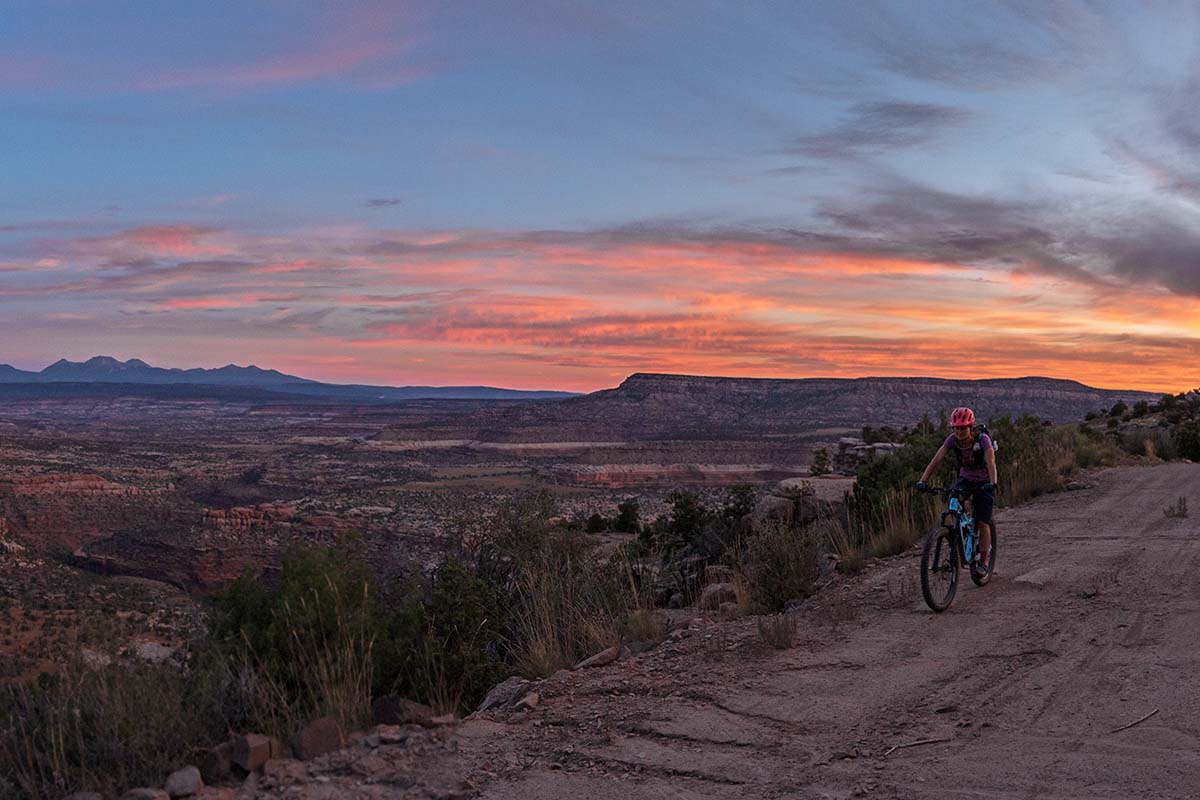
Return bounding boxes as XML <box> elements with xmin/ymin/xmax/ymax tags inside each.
<box><xmin>294</xmin><ymin>715</ymin><xmax>344</xmax><ymax>761</ymax></box>
<box><xmin>164</xmin><ymin>766</ymin><xmax>203</xmax><ymax>798</ymax></box>
<box><xmin>699</xmin><ymin>582</ymin><xmax>737</xmax><ymax>610</ymax></box>
<box><xmin>121</xmin><ymin>790</ymin><xmax>169</xmax><ymax>800</ymax></box>
<box><xmin>371</xmin><ymin>694</ymin><xmax>434</xmax><ymax>727</ymax></box>
<box><xmin>476</xmin><ymin>676</ymin><xmax>530</xmax><ymax>712</ymax></box>
<box><xmin>199</xmin><ymin>741</ymin><xmax>236</xmax><ymax>785</ymax></box>
<box><xmin>231</xmin><ymin>734</ymin><xmax>278</xmax><ymax>772</ymax></box>
<box><xmin>753</xmin><ymin>495</ymin><xmax>795</xmax><ymax>525</ymax></box>
<box><xmin>718</xmin><ymin>601</ymin><xmax>739</xmax><ymax>618</ymax></box>
<box><xmin>514</xmin><ymin>692</ymin><xmax>540</xmax><ymax>711</ymax></box>
<box><xmin>573</xmin><ymin>645</ymin><xmax>620</xmax><ymax>670</ymax></box>
<box><xmin>667</xmin><ymin>592</ymin><xmax>685</xmax><ymax>609</ymax></box>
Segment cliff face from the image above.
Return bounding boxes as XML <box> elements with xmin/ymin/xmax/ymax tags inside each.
<box><xmin>491</xmin><ymin>373</ymin><xmax>1158</xmax><ymax>439</ymax></box>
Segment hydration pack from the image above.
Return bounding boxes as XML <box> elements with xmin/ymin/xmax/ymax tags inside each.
<box><xmin>953</xmin><ymin>423</ymin><xmax>999</xmax><ymax>469</ymax></box>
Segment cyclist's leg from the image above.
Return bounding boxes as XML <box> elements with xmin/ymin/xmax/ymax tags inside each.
<box><xmin>973</xmin><ymin>485</ymin><xmax>995</xmax><ymax>564</ymax></box>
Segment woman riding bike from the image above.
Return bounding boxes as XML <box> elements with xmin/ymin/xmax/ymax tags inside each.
<box><xmin>915</xmin><ymin>407</ymin><xmax>998</xmax><ymax>567</ymax></box>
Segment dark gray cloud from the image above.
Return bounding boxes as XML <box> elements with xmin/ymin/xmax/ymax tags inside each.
<box><xmin>364</xmin><ymin>198</ymin><xmax>402</xmax><ymax>208</ymax></box>
<box><xmin>790</xmin><ymin>101</ymin><xmax>971</xmax><ymax>160</ymax></box>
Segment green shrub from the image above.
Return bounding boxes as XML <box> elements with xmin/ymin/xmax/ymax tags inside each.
<box><xmin>1176</xmin><ymin>422</ymin><xmax>1200</xmax><ymax>461</ymax></box>
<box><xmin>743</xmin><ymin>520</ymin><xmax>818</xmax><ymax>612</ymax></box>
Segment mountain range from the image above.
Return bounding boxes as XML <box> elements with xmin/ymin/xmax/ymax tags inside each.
<box><xmin>397</xmin><ymin>372</ymin><xmax>1163</xmax><ymax>441</ymax></box>
<box><xmin>0</xmin><ymin>356</ymin><xmax>577</xmax><ymax>401</ymax></box>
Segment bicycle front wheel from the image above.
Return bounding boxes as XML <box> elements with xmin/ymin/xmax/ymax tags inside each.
<box><xmin>971</xmin><ymin>523</ymin><xmax>997</xmax><ymax>586</ymax></box>
<box><xmin>920</xmin><ymin>526</ymin><xmax>959</xmax><ymax>612</ymax></box>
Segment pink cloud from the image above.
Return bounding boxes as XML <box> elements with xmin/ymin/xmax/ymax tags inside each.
<box><xmin>136</xmin><ymin>8</ymin><xmax>430</xmax><ymax>93</ymax></box>
<box><xmin>11</xmin><ymin>222</ymin><xmax>1200</xmax><ymax>392</ymax></box>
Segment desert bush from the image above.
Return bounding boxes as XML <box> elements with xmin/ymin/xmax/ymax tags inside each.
<box><xmin>1120</xmin><ymin>428</ymin><xmax>1177</xmax><ymax>460</ymax></box>
<box><xmin>379</xmin><ymin>558</ymin><xmax>504</xmax><ymax>714</ymax></box>
<box><xmin>614</xmin><ymin>499</ymin><xmax>640</xmax><ymax>533</ymax></box>
<box><xmin>1164</xmin><ymin>497</ymin><xmax>1189</xmax><ymax>519</ymax></box>
<box><xmin>622</xmin><ymin>608</ymin><xmax>667</xmax><ymax>643</ymax></box>
<box><xmin>475</xmin><ymin>492</ymin><xmax>636</xmax><ymax>677</ymax></box>
<box><xmin>210</xmin><ymin>537</ymin><xmax>380</xmax><ymax>734</ymax></box>
<box><xmin>810</xmin><ymin>447</ymin><xmax>832</xmax><ymax>476</ymax></box>
<box><xmin>757</xmin><ymin>613</ymin><xmax>797</xmax><ymax>649</ymax></box>
<box><xmin>0</xmin><ymin>657</ymin><xmax>227</xmax><ymax>800</ymax></box>
<box><xmin>742</xmin><ymin>520</ymin><xmax>818</xmax><ymax>612</ymax></box>
<box><xmin>1176</xmin><ymin>422</ymin><xmax>1200</xmax><ymax>461</ymax></box>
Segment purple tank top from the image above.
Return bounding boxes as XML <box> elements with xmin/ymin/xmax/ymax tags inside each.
<box><xmin>943</xmin><ymin>433</ymin><xmax>992</xmax><ymax>481</ymax></box>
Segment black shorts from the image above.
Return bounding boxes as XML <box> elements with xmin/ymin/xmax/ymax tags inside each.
<box><xmin>953</xmin><ymin>478</ymin><xmax>994</xmax><ymax>526</ymax></box>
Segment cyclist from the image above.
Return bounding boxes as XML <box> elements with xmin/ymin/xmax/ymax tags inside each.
<box><xmin>915</xmin><ymin>407</ymin><xmax>998</xmax><ymax>568</ymax></box>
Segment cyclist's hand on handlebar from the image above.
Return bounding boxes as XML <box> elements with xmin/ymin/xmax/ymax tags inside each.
<box><xmin>914</xmin><ymin>481</ymin><xmax>928</xmax><ymax>493</ymax></box>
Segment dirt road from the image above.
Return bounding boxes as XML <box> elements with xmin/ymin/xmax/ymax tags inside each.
<box><xmin>458</xmin><ymin>463</ymin><xmax>1200</xmax><ymax>799</ymax></box>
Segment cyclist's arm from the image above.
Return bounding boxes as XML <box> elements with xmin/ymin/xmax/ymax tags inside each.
<box><xmin>919</xmin><ymin>445</ymin><xmax>949</xmax><ymax>483</ymax></box>
<box><xmin>984</xmin><ymin>444</ymin><xmax>998</xmax><ymax>485</ymax></box>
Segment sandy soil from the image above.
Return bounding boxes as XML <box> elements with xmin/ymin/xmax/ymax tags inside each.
<box><xmin>452</xmin><ymin>463</ymin><xmax>1200</xmax><ymax>799</ymax></box>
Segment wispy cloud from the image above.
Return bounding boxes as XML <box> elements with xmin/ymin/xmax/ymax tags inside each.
<box><xmin>791</xmin><ymin>101</ymin><xmax>972</xmax><ymax>160</ymax></box>
<box><xmin>365</xmin><ymin>198</ymin><xmax>403</xmax><ymax>208</ymax></box>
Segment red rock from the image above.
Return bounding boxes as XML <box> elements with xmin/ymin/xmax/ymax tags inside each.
<box><xmin>574</xmin><ymin>645</ymin><xmax>620</xmax><ymax>669</ymax></box>
<box><xmin>231</xmin><ymin>733</ymin><xmax>274</xmax><ymax>771</ymax></box>
<box><xmin>371</xmin><ymin>694</ymin><xmax>434</xmax><ymax>726</ymax></box>
<box><xmin>294</xmin><ymin>715</ymin><xmax>344</xmax><ymax>760</ymax></box>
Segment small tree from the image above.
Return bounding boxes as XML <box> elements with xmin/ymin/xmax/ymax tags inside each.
<box><xmin>1109</xmin><ymin>400</ymin><xmax>1128</xmax><ymax>417</ymax></box>
<box><xmin>1132</xmin><ymin>400</ymin><xmax>1150</xmax><ymax>418</ymax></box>
<box><xmin>810</xmin><ymin>447</ymin><xmax>831</xmax><ymax>476</ymax></box>
<box><xmin>614</xmin><ymin>499</ymin><xmax>640</xmax><ymax>533</ymax></box>
<box><xmin>585</xmin><ymin>513</ymin><xmax>607</xmax><ymax>533</ymax></box>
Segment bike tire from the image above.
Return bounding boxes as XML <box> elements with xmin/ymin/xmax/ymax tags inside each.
<box><xmin>970</xmin><ymin>523</ymin><xmax>997</xmax><ymax>586</ymax></box>
<box><xmin>920</xmin><ymin>526</ymin><xmax>959</xmax><ymax>612</ymax></box>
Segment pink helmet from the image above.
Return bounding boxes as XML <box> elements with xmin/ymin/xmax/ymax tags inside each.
<box><xmin>951</xmin><ymin>407</ymin><xmax>976</xmax><ymax>427</ymax></box>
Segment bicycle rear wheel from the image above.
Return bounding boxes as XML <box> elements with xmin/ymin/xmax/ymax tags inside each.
<box><xmin>971</xmin><ymin>524</ymin><xmax>997</xmax><ymax>586</ymax></box>
<box><xmin>920</xmin><ymin>526</ymin><xmax>959</xmax><ymax>612</ymax></box>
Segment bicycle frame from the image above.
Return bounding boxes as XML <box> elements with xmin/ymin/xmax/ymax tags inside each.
<box><xmin>943</xmin><ymin>495</ymin><xmax>978</xmax><ymax>566</ymax></box>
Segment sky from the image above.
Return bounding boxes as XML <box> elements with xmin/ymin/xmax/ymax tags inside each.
<box><xmin>2</xmin><ymin>0</ymin><xmax>1199</xmax><ymax>392</ymax></box>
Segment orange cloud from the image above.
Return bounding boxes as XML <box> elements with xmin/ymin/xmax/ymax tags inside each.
<box><xmin>9</xmin><ymin>224</ymin><xmax>1200</xmax><ymax>393</ymax></box>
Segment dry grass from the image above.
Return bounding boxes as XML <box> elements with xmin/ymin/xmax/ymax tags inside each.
<box><xmin>622</xmin><ymin>608</ymin><xmax>667</xmax><ymax>644</ymax></box>
<box><xmin>231</xmin><ymin>577</ymin><xmax>376</xmax><ymax>739</ymax></box>
<box><xmin>1164</xmin><ymin>496</ymin><xmax>1189</xmax><ymax>519</ymax></box>
<box><xmin>0</xmin><ymin>657</ymin><xmax>226</xmax><ymax>800</ymax></box>
<box><xmin>756</xmin><ymin>613</ymin><xmax>797</xmax><ymax>650</ymax></box>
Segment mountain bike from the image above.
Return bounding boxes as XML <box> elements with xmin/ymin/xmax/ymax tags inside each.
<box><xmin>917</xmin><ymin>485</ymin><xmax>996</xmax><ymax>612</ymax></box>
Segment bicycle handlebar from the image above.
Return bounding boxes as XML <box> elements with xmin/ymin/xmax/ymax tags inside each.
<box><xmin>917</xmin><ymin>485</ymin><xmax>966</xmax><ymax>497</ymax></box>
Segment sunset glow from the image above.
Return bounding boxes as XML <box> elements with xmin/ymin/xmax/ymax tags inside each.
<box><xmin>3</xmin><ymin>2</ymin><xmax>1199</xmax><ymax>392</ymax></box>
